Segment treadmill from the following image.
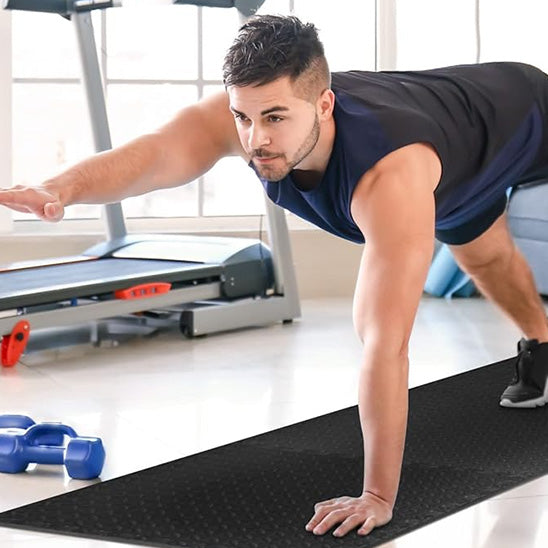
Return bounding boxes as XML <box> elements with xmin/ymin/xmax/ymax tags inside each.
<box><xmin>0</xmin><ymin>0</ymin><xmax>301</xmax><ymax>367</ymax></box>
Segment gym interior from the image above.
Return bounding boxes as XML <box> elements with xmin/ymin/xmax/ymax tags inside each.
<box><xmin>1</xmin><ymin>1</ymin><xmax>548</xmax><ymax>547</ymax></box>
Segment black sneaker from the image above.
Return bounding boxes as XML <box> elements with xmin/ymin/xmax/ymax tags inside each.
<box><xmin>500</xmin><ymin>338</ymin><xmax>548</xmax><ymax>408</ymax></box>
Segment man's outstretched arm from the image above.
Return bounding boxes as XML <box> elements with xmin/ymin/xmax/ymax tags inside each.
<box><xmin>0</xmin><ymin>91</ymin><xmax>244</xmax><ymax>221</ymax></box>
<box><xmin>306</xmin><ymin>143</ymin><xmax>440</xmax><ymax>537</ymax></box>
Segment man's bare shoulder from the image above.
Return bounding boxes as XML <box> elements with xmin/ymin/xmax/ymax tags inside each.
<box><xmin>195</xmin><ymin>91</ymin><xmax>247</xmax><ymax>158</ymax></box>
<box><xmin>156</xmin><ymin>90</ymin><xmax>246</xmax><ymax>160</ymax></box>
<box><xmin>352</xmin><ymin>143</ymin><xmax>441</xmax><ymax>209</ymax></box>
<box><xmin>350</xmin><ymin>143</ymin><xmax>440</xmax><ymax>239</ymax></box>
<box><xmin>369</xmin><ymin>143</ymin><xmax>441</xmax><ymax>191</ymax></box>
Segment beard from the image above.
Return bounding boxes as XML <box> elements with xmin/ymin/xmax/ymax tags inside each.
<box><xmin>252</xmin><ymin>114</ymin><xmax>320</xmax><ymax>182</ymax></box>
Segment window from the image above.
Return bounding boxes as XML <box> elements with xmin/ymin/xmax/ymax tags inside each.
<box><xmin>107</xmin><ymin>7</ymin><xmax>198</xmax><ymax>80</ymax></box>
<box><xmin>12</xmin><ymin>11</ymin><xmax>85</xmax><ymax>79</ymax></box>
<box><xmin>12</xmin><ymin>83</ymin><xmax>96</xmax><ymax>220</ymax></box>
<box><xmin>478</xmin><ymin>0</ymin><xmax>548</xmax><ymax>72</ymax></box>
<box><xmin>393</xmin><ymin>0</ymin><xmax>548</xmax><ymax>71</ymax></box>
<box><xmin>12</xmin><ymin>10</ymin><xmax>103</xmax><ymax>220</ymax></box>
<box><xmin>394</xmin><ymin>0</ymin><xmax>477</xmax><ymax>70</ymax></box>
<box><xmin>293</xmin><ymin>0</ymin><xmax>376</xmax><ymax>72</ymax></box>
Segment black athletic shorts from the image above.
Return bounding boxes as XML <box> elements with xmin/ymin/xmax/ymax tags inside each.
<box><xmin>435</xmin><ymin>194</ymin><xmax>508</xmax><ymax>245</ymax></box>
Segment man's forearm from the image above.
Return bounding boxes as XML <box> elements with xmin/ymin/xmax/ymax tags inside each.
<box><xmin>358</xmin><ymin>350</ymin><xmax>409</xmax><ymax>507</ymax></box>
<box><xmin>42</xmin><ymin>133</ymin><xmax>161</xmax><ymax>207</ymax></box>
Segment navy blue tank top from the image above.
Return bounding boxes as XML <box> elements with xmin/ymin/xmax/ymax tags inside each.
<box><xmin>251</xmin><ymin>62</ymin><xmax>548</xmax><ymax>243</ymax></box>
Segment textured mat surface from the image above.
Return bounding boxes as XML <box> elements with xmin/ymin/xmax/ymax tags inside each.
<box><xmin>1</xmin><ymin>357</ymin><xmax>548</xmax><ymax>547</ymax></box>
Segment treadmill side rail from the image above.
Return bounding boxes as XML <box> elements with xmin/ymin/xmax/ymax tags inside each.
<box><xmin>0</xmin><ymin>283</ymin><xmax>222</xmax><ymax>338</ymax></box>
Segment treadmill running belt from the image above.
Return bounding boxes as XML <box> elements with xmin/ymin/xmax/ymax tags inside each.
<box><xmin>0</xmin><ymin>258</ymin><xmax>222</xmax><ymax>310</ymax></box>
<box><xmin>0</xmin><ymin>357</ymin><xmax>547</xmax><ymax>547</ymax></box>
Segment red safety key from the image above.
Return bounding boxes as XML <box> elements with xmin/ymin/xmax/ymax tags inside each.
<box><xmin>1</xmin><ymin>320</ymin><xmax>30</xmax><ymax>368</ymax></box>
<box><xmin>114</xmin><ymin>282</ymin><xmax>171</xmax><ymax>300</ymax></box>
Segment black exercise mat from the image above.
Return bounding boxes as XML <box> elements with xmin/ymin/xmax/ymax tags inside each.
<box><xmin>1</xmin><ymin>357</ymin><xmax>548</xmax><ymax>547</ymax></box>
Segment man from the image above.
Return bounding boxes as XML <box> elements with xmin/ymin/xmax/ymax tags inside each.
<box><xmin>2</xmin><ymin>14</ymin><xmax>548</xmax><ymax>539</ymax></box>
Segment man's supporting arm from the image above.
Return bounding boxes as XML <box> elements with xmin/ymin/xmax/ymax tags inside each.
<box><xmin>307</xmin><ymin>143</ymin><xmax>440</xmax><ymax>537</ymax></box>
<box><xmin>353</xmin><ymin>146</ymin><xmax>438</xmax><ymax>510</ymax></box>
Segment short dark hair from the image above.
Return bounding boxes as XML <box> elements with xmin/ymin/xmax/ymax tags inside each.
<box><xmin>222</xmin><ymin>15</ymin><xmax>330</xmax><ymax>98</ymax></box>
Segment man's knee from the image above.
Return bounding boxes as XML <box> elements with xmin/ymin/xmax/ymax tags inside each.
<box><xmin>448</xmin><ymin>212</ymin><xmax>517</xmax><ymax>276</ymax></box>
<box><xmin>449</xmin><ymin>239</ymin><xmax>516</xmax><ymax>278</ymax></box>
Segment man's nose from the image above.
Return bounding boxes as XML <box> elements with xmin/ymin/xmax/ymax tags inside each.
<box><xmin>248</xmin><ymin>123</ymin><xmax>271</xmax><ymax>150</ymax></box>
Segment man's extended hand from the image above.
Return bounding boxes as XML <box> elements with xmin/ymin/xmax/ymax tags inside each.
<box><xmin>305</xmin><ymin>491</ymin><xmax>393</xmax><ymax>537</ymax></box>
<box><xmin>0</xmin><ymin>185</ymin><xmax>64</xmax><ymax>222</ymax></box>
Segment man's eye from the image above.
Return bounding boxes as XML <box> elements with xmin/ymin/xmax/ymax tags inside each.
<box><xmin>234</xmin><ymin>113</ymin><xmax>249</xmax><ymax>122</ymax></box>
<box><xmin>268</xmin><ymin>116</ymin><xmax>283</xmax><ymax>123</ymax></box>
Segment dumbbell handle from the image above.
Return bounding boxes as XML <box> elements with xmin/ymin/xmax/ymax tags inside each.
<box><xmin>12</xmin><ymin>424</ymin><xmax>79</xmax><ymax>465</ymax></box>
<box><xmin>0</xmin><ymin>415</ymin><xmax>34</xmax><ymax>430</ymax></box>
<box><xmin>22</xmin><ymin>444</ymin><xmax>66</xmax><ymax>465</ymax></box>
<box><xmin>24</xmin><ymin>423</ymin><xmax>78</xmax><ymax>445</ymax></box>
<box><xmin>0</xmin><ymin>416</ymin><xmax>66</xmax><ymax>446</ymax></box>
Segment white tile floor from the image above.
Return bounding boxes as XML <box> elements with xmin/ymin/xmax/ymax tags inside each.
<box><xmin>0</xmin><ymin>296</ymin><xmax>547</xmax><ymax>547</ymax></box>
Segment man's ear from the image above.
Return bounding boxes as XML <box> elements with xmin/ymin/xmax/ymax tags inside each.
<box><xmin>317</xmin><ymin>88</ymin><xmax>335</xmax><ymax>121</ymax></box>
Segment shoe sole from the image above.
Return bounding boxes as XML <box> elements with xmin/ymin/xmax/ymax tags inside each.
<box><xmin>500</xmin><ymin>378</ymin><xmax>548</xmax><ymax>408</ymax></box>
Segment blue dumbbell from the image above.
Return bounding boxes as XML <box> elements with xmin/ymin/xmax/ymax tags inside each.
<box><xmin>0</xmin><ymin>423</ymin><xmax>105</xmax><ymax>480</ymax></box>
<box><xmin>0</xmin><ymin>415</ymin><xmax>64</xmax><ymax>446</ymax></box>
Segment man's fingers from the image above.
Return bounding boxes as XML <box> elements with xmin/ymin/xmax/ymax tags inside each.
<box><xmin>311</xmin><ymin>509</ymin><xmax>347</xmax><ymax>535</ymax></box>
<box><xmin>307</xmin><ymin>498</ymin><xmax>344</xmax><ymax>531</ymax></box>
<box><xmin>306</xmin><ymin>492</ymin><xmax>393</xmax><ymax>537</ymax></box>
<box><xmin>313</xmin><ymin>500</ymin><xmax>336</xmax><ymax>513</ymax></box>
<box><xmin>0</xmin><ymin>190</ymin><xmax>17</xmax><ymax>204</ymax></box>
<box><xmin>0</xmin><ymin>186</ymin><xmax>30</xmax><ymax>201</ymax></box>
<box><xmin>43</xmin><ymin>201</ymin><xmax>64</xmax><ymax>221</ymax></box>
<box><xmin>313</xmin><ymin>495</ymin><xmax>352</xmax><ymax>513</ymax></box>
<box><xmin>333</xmin><ymin>514</ymin><xmax>366</xmax><ymax>537</ymax></box>
<box><xmin>0</xmin><ymin>201</ymin><xmax>31</xmax><ymax>214</ymax></box>
<box><xmin>358</xmin><ymin>516</ymin><xmax>378</xmax><ymax>536</ymax></box>
<box><xmin>305</xmin><ymin>510</ymin><xmax>328</xmax><ymax>531</ymax></box>
<box><xmin>0</xmin><ymin>187</ymin><xmax>64</xmax><ymax>222</ymax></box>
<box><xmin>2</xmin><ymin>200</ymin><xmax>62</xmax><ymax>220</ymax></box>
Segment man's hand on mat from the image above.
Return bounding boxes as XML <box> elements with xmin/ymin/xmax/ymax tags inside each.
<box><xmin>305</xmin><ymin>491</ymin><xmax>393</xmax><ymax>537</ymax></box>
<box><xmin>0</xmin><ymin>185</ymin><xmax>64</xmax><ymax>221</ymax></box>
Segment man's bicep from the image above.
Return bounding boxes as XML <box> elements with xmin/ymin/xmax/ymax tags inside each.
<box><xmin>351</xmin><ymin>169</ymin><xmax>436</xmax><ymax>352</ymax></box>
<box><xmin>150</xmin><ymin>92</ymin><xmax>246</xmax><ymax>187</ymax></box>
<box><xmin>353</xmin><ymin>237</ymin><xmax>434</xmax><ymax>354</ymax></box>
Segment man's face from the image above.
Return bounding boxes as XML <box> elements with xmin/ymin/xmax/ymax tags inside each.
<box><xmin>227</xmin><ymin>77</ymin><xmax>321</xmax><ymax>182</ymax></box>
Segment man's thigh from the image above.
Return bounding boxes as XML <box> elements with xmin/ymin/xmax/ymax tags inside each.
<box><xmin>448</xmin><ymin>212</ymin><xmax>515</xmax><ymax>273</ymax></box>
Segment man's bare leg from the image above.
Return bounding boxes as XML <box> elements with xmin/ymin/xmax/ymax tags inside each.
<box><xmin>449</xmin><ymin>212</ymin><xmax>548</xmax><ymax>342</ymax></box>
<box><xmin>449</xmin><ymin>211</ymin><xmax>548</xmax><ymax>407</ymax></box>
